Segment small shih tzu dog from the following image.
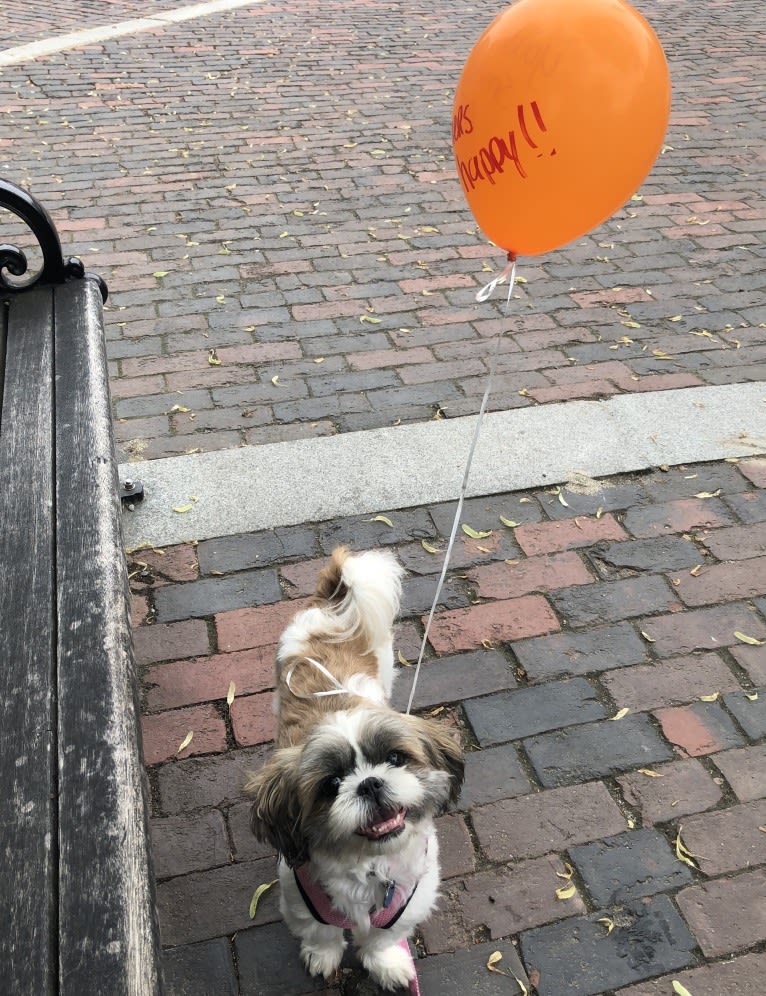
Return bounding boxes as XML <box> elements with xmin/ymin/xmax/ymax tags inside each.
<box><xmin>246</xmin><ymin>546</ymin><xmax>464</xmax><ymax>991</ymax></box>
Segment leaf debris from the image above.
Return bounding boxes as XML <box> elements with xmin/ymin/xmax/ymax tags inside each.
<box><xmin>249</xmin><ymin>879</ymin><xmax>278</xmax><ymax>919</ymax></box>
<box><xmin>177</xmin><ymin>730</ymin><xmax>194</xmax><ymax>754</ymax></box>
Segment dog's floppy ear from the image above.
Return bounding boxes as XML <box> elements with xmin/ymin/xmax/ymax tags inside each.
<box><xmin>409</xmin><ymin>715</ymin><xmax>465</xmax><ymax>807</ymax></box>
<box><xmin>245</xmin><ymin>746</ymin><xmax>308</xmax><ymax>866</ymax></box>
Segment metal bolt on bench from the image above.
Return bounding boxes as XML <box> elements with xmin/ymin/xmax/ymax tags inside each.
<box><xmin>0</xmin><ymin>179</ymin><xmax>162</xmax><ymax>994</ymax></box>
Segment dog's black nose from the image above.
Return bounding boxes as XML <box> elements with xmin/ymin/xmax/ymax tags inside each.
<box><xmin>357</xmin><ymin>776</ymin><xmax>384</xmax><ymax>802</ymax></box>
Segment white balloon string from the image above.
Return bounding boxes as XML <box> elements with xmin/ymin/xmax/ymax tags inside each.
<box><xmin>285</xmin><ymin>656</ymin><xmax>350</xmax><ymax>698</ymax></box>
<box><xmin>405</xmin><ymin>258</ymin><xmax>517</xmax><ymax>715</ymax></box>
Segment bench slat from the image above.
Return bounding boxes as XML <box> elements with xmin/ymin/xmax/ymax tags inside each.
<box><xmin>54</xmin><ymin>280</ymin><xmax>162</xmax><ymax>995</ymax></box>
<box><xmin>0</xmin><ymin>289</ymin><xmax>56</xmax><ymax>992</ymax></box>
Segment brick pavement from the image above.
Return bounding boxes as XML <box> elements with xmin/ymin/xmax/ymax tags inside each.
<box><xmin>132</xmin><ymin>457</ymin><xmax>766</xmax><ymax>994</ymax></box>
<box><xmin>1</xmin><ymin>0</ymin><xmax>764</xmax><ymax>459</ymax></box>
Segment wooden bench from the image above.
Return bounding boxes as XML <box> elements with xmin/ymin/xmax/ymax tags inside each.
<box><xmin>0</xmin><ymin>179</ymin><xmax>162</xmax><ymax>994</ymax></box>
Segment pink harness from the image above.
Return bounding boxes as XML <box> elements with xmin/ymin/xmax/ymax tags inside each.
<box><xmin>293</xmin><ymin>862</ymin><xmax>422</xmax><ymax>995</ymax></box>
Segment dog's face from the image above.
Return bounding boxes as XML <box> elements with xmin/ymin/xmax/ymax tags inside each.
<box><xmin>248</xmin><ymin>707</ymin><xmax>464</xmax><ymax>866</ymax></box>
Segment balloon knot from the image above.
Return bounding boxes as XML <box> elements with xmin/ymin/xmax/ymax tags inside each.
<box><xmin>507</xmin><ymin>251</ymin><xmax>517</xmax><ymax>262</ymax></box>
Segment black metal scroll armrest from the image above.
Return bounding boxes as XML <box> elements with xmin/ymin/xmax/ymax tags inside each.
<box><xmin>0</xmin><ymin>178</ymin><xmax>108</xmax><ymax>302</ymax></box>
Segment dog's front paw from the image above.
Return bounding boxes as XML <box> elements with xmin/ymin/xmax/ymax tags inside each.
<box><xmin>300</xmin><ymin>939</ymin><xmax>346</xmax><ymax>980</ymax></box>
<box><xmin>361</xmin><ymin>941</ymin><xmax>415</xmax><ymax>991</ymax></box>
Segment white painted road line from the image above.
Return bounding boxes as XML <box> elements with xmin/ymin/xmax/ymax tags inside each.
<box><xmin>0</xmin><ymin>0</ymin><xmax>263</xmax><ymax>67</ymax></box>
<box><xmin>119</xmin><ymin>381</ymin><xmax>766</xmax><ymax>548</ymax></box>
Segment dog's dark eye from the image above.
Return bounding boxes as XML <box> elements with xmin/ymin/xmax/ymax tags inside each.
<box><xmin>386</xmin><ymin>751</ymin><xmax>406</xmax><ymax>767</ymax></box>
<box><xmin>322</xmin><ymin>775</ymin><xmax>342</xmax><ymax>798</ymax></box>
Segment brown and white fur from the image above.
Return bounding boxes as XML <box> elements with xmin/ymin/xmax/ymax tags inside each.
<box><xmin>246</xmin><ymin>547</ymin><xmax>464</xmax><ymax>990</ymax></box>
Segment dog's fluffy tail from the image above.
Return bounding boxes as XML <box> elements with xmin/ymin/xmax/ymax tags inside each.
<box><xmin>312</xmin><ymin>546</ymin><xmax>404</xmax><ymax>651</ymax></box>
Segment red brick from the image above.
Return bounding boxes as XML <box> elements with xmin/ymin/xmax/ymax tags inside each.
<box><xmin>712</xmin><ymin>745</ymin><xmax>766</xmax><ymax>802</ymax></box>
<box><xmin>680</xmin><ymin>800</ymin><xmax>766</xmax><ymax>875</ymax></box>
<box><xmin>347</xmin><ymin>346</ymin><xmax>433</xmax><ymax>371</ymax></box>
<box><xmin>469</xmin><ymin>551</ymin><xmax>593</xmax><ymax>600</ymax></box>
<box><xmin>434</xmin><ymin>813</ymin><xmax>475</xmax><ymax>880</ymax></box>
<box><xmin>617</xmin><ymin>758</ymin><xmax>723</xmax><ymax>825</ymax></box>
<box><xmin>473</xmin><ymin>782</ymin><xmax>626</xmax><ymax>862</ymax></box>
<box><xmin>144</xmin><ymin>646</ymin><xmax>275</xmax><ymax>711</ymax></box>
<box><xmin>291</xmin><ymin>299</ymin><xmax>363</xmax><ymax>321</ymax></box>
<box><xmin>527</xmin><ymin>379</ymin><xmax>621</xmax><ymax>403</ymax></box>
<box><xmin>229</xmin><ymin>692</ymin><xmax>276</xmax><ymax>746</ymax></box>
<box><xmin>215</xmin><ymin>342</ymin><xmax>302</xmax><ymax>364</ymax></box>
<box><xmin>141</xmin><ymin>704</ymin><xmax>227</xmax><ymax>765</ymax></box>
<box><xmin>730</xmin><ymin>644</ymin><xmax>766</xmax><ymax>685</ymax></box>
<box><xmin>654</xmin><ymin>702</ymin><xmax>742</xmax><ymax>757</ymax></box>
<box><xmin>131</xmin><ymin>542</ymin><xmax>199</xmax><ymax>583</ymax></box>
<box><xmin>676</xmin><ymin>869</ymin><xmax>766</xmax><ymax>957</ymax></box>
<box><xmin>600</xmin><ymin>653</ymin><xmax>740</xmax><ymax>712</ymax></box>
<box><xmin>515</xmin><ymin>513</ymin><xmax>628</xmax><ymax>556</ymax></box>
<box><xmin>426</xmin><ymin>597</ymin><xmax>559</xmax><ymax>654</ymax></box>
<box><xmin>215</xmin><ymin>598</ymin><xmax>310</xmax><ymax>652</ymax></box>
<box><xmin>639</xmin><ymin>603</ymin><xmax>766</xmax><ymax>657</ymax></box>
<box><xmin>617</xmin><ymin>952</ymin><xmax>766</xmax><ymax>996</ymax></box>
<box><xmin>458</xmin><ymin>854</ymin><xmax>587</xmax><ymax>938</ymax></box>
<box><xmin>626</xmin><ymin>372</ymin><xmax>704</xmax><ymax>392</ymax></box>
<box><xmin>111</xmin><ymin>374</ymin><xmax>166</xmax><ymax>399</ymax></box>
<box><xmin>419</xmin><ymin>890</ymin><xmax>471</xmax><ymax>955</ymax></box>
<box><xmin>279</xmin><ymin>557</ymin><xmax>332</xmax><ymax>596</ymax></box>
<box><xmin>132</xmin><ymin>619</ymin><xmax>211</xmax><ymax>665</ymax></box>
<box><xmin>623</xmin><ymin>497</ymin><xmax>735</xmax><ymax>538</ymax></box>
<box><xmin>131</xmin><ymin>593</ymin><xmax>149</xmax><ymax>628</ymax></box>
<box><xmin>703</xmin><ymin>521</ymin><xmax>766</xmax><ymax>560</ymax></box>
<box><xmin>739</xmin><ymin>457</ymin><xmax>766</xmax><ymax>488</ymax></box>
<box><xmin>673</xmin><ymin>555</ymin><xmax>766</xmax><ymax>606</ymax></box>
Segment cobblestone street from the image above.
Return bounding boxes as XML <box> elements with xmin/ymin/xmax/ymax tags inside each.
<box><xmin>2</xmin><ymin>0</ymin><xmax>765</xmax><ymax>993</ymax></box>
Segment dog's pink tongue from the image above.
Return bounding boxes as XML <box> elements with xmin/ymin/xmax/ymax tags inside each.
<box><xmin>363</xmin><ymin>807</ymin><xmax>405</xmax><ymax>839</ymax></box>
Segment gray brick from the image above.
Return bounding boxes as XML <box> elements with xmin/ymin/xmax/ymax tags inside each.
<box><xmin>236</xmin><ymin>922</ymin><xmax>327</xmax><ymax>996</ymax></box>
<box><xmin>536</xmin><ymin>481</ymin><xmax>646</xmax><ymax>520</ymax></box>
<box><xmin>400</xmin><ymin>574</ymin><xmax>470</xmax><ymax>615</ymax></box>
<box><xmin>513</xmin><ymin>623</ymin><xmax>649</xmax><ymax>681</ymax></box>
<box><xmin>197</xmin><ymin>532</ymin><xmax>283</xmax><ymax>574</ymax></box>
<box><xmin>154</xmin><ymin>571</ymin><xmax>282</xmax><ymax>622</ymax></box>
<box><xmin>724</xmin><ymin>490</ymin><xmax>766</xmax><ymax>524</ymax></box>
<box><xmin>458</xmin><ymin>744</ymin><xmax>532</xmax><ymax>808</ymax></box>
<box><xmin>158</xmin><ymin>746</ymin><xmax>270</xmax><ymax>814</ymax></box>
<box><xmin>520</xmin><ymin>895</ymin><xmax>696</xmax><ymax>996</ymax></box>
<box><xmin>429</xmin><ymin>494</ymin><xmax>544</xmax><ymax>536</ymax></box>
<box><xmin>162</xmin><ymin>938</ymin><xmax>237</xmax><ymax>996</ymax></box>
<box><xmin>414</xmin><ymin>939</ymin><xmax>529</xmax><ymax>996</ymax></box>
<box><xmin>590</xmin><ymin>535</ymin><xmax>702</xmax><ymax>572</ymax></box>
<box><xmin>723</xmin><ymin>688</ymin><xmax>766</xmax><ymax>739</ymax></box>
<box><xmin>570</xmin><ymin>828</ymin><xmax>692</xmax><ymax>906</ymax></box>
<box><xmin>524</xmin><ymin>714</ymin><xmax>674</xmax><ymax>787</ymax></box>
<box><xmin>464</xmin><ymin>678</ymin><xmax>606</xmax><ymax>746</ymax></box>
<box><xmin>549</xmin><ymin>575</ymin><xmax>676</xmax><ymax>627</ymax></box>
<box><xmin>317</xmin><ymin>509</ymin><xmax>433</xmax><ymax>553</ymax></box>
<box><xmin>392</xmin><ymin>649</ymin><xmax>516</xmax><ymax>712</ymax></box>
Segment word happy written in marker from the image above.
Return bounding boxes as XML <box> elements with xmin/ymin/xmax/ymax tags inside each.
<box><xmin>454</xmin><ymin>101</ymin><xmax>556</xmax><ymax>192</ymax></box>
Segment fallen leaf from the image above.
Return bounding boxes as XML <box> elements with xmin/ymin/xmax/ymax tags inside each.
<box><xmin>152</xmin><ymin>271</ymin><xmax>169</xmax><ymax>278</ymax></box>
<box><xmin>674</xmin><ymin>828</ymin><xmax>700</xmax><ymax>869</ymax></box>
<box><xmin>595</xmin><ymin>506</ymin><xmax>604</xmax><ymax>519</ymax></box>
<box><xmin>597</xmin><ymin>916</ymin><xmax>615</xmax><ymax>935</ymax></box>
<box><xmin>249</xmin><ymin>879</ymin><xmax>278</xmax><ymax>919</ymax></box>
<box><xmin>499</xmin><ymin>516</ymin><xmax>519</xmax><ymax>528</ymax></box>
<box><xmin>622</xmin><ymin>320</ymin><xmax>642</xmax><ymax>329</ymax></box>
<box><xmin>169</xmin><ymin>404</ymin><xmax>191</xmax><ymax>413</ymax></box>
<box><xmin>610</xmin><ymin>707</ymin><xmax>630</xmax><ymax>721</ymax></box>
<box><xmin>368</xmin><ymin>514</ymin><xmax>394</xmax><ymax>527</ymax></box>
<box><xmin>555</xmin><ymin>882</ymin><xmax>577</xmax><ymax>900</ymax></box>
<box><xmin>668</xmin><ymin>315</ymin><xmax>683</xmax><ymax>322</ymax></box>
<box><xmin>421</xmin><ymin>540</ymin><xmax>440</xmax><ymax>554</ymax></box>
<box><xmin>558</xmin><ymin>491</ymin><xmax>570</xmax><ymax>508</ymax></box>
<box><xmin>271</xmin><ymin>375</ymin><xmax>282</xmax><ymax>386</ymax></box>
<box><xmin>173</xmin><ymin>504</ymin><xmax>195</xmax><ymax>514</ymax></box>
<box><xmin>177</xmin><ymin>731</ymin><xmax>194</xmax><ymax>754</ymax></box>
<box><xmin>512</xmin><ymin>972</ymin><xmax>528</xmax><ymax>995</ymax></box>
<box><xmin>555</xmin><ymin>862</ymin><xmax>574</xmax><ymax>880</ymax></box>
<box><xmin>397</xmin><ymin>650</ymin><xmax>413</xmax><ymax>667</ymax></box>
<box><xmin>208</xmin><ymin>348</ymin><xmax>222</xmax><ymax>366</ymax></box>
<box><xmin>735</xmin><ymin>632</ymin><xmax>765</xmax><ymax>646</ymax></box>
<box><xmin>745</xmin><ymin>692</ymin><xmax>759</xmax><ymax>701</ymax></box>
<box><xmin>694</xmin><ymin>490</ymin><xmax>721</xmax><ymax>499</ymax></box>
<box><xmin>690</xmin><ymin>565</ymin><xmax>703</xmax><ymax>576</ymax></box>
<box><xmin>313</xmin><ymin>357</ymin><xmax>325</xmax><ymax>364</ymax></box>
<box><xmin>519</xmin><ymin>497</ymin><xmax>532</xmax><ymax>504</ymax></box>
<box><xmin>227</xmin><ymin>681</ymin><xmax>236</xmax><ymax>707</ymax></box>
<box><xmin>481</xmin><ymin>639</ymin><xmax>494</xmax><ymax>650</ymax></box>
<box><xmin>699</xmin><ymin>692</ymin><xmax>719</xmax><ymax>702</ymax></box>
<box><xmin>672</xmin><ymin>981</ymin><xmax>694</xmax><ymax>996</ymax></box>
<box><xmin>641</xmin><ymin>630</ymin><xmax>656</xmax><ymax>643</ymax></box>
<box><xmin>638</xmin><ymin>768</ymin><xmax>664</xmax><ymax>778</ymax></box>
<box><xmin>359</xmin><ymin>314</ymin><xmax>382</xmax><ymax>324</ymax></box>
<box><xmin>462</xmin><ymin>524</ymin><xmax>493</xmax><ymax>539</ymax></box>
<box><xmin>486</xmin><ymin>951</ymin><xmax>506</xmax><ymax>976</ymax></box>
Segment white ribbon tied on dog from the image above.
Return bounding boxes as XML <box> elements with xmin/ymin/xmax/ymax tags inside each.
<box><xmin>284</xmin><ymin>656</ymin><xmax>352</xmax><ymax>698</ymax></box>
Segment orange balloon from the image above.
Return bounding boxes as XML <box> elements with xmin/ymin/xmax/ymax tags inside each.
<box><xmin>452</xmin><ymin>0</ymin><xmax>671</xmax><ymax>256</ymax></box>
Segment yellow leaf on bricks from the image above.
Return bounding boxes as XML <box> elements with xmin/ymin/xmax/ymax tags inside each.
<box><xmin>227</xmin><ymin>681</ymin><xmax>236</xmax><ymax>707</ymax></box>
<box><xmin>368</xmin><ymin>514</ymin><xmax>394</xmax><ymax>527</ymax></box>
<box><xmin>672</xmin><ymin>982</ymin><xmax>694</xmax><ymax>996</ymax></box>
<box><xmin>621</xmin><ymin>320</ymin><xmax>642</xmax><ymax>329</ymax></box>
<box><xmin>499</xmin><ymin>516</ymin><xmax>519</xmax><ymax>528</ymax></box>
<box><xmin>735</xmin><ymin>632</ymin><xmax>765</xmax><ymax>646</ymax></box>
<box><xmin>609</xmin><ymin>707</ymin><xmax>630</xmax><ymax>721</ymax></box>
<box><xmin>486</xmin><ymin>951</ymin><xmax>506</xmax><ymax>976</ymax></box>
<box><xmin>397</xmin><ymin>650</ymin><xmax>413</xmax><ymax>667</ymax></box>
<box><xmin>462</xmin><ymin>524</ymin><xmax>492</xmax><ymax>539</ymax></box>
<box><xmin>359</xmin><ymin>314</ymin><xmax>382</xmax><ymax>324</ymax></box>
<box><xmin>638</xmin><ymin>768</ymin><xmax>664</xmax><ymax>777</ymax></box>
<box><xmin>555</xmin><ymin>862</ymin><xmax>574</xmax><ymax>880</ymax></box>
<box><xmin>640</xmin><ymin>631</ymin><xmax>656</xmax><ymax>643</ymax></box>
<box><xmin>555</xmin><ymin>882</ymin><xmax>577</xmax><ymax>900</ymax></box>
<box><xmin>177</xmin><ymin>731</ymin><xmax>193</xmax><ymax>754</ymax></box>
<box><xmin>173</xmin><ymin>504</ymin><xmax>194</xmax><ymax>514</ymax></box>
<box><xmin>689</xmin><ymin>565</ymin><xmax>703</xmax><ymax>576</ymax></box>
<box><xmin>421</xmin><ymin>540</ymin><xmax>440</xmax><ymax>554</ymax></box>
<box><xmin>208</xmin><ymin>348</ymin><xmax>222</xmax><ymax>366</ymax></box>
<box><xmin>152</xmin><ymin>271</ymin><xmax>169</xmax><ymax>278</ymax></box>
<box><xmin>699</xmin><ymin>692</ymin><xmax>719</xmax><ymax>702</ymax></box>
<box><xmin>746</xmin><ymin>692</ymin><xmax>759</xmax><ymax>701</ymax></box>
<box><xmin>249</xmin><ymin>879</ymin><xmax>278</xmax><ymax>919</ymax></box>
<box><xmin>598</xmin><ymin>916</ymin><xmax>615</xmax><ymax>935</ymax></box>
<box><xmin>271</xmin><ymin>375</ymin><xmax>282</xmax><ymax>386</ymax></box>
<box><xmin>694</xmin><ymin>490</ymin><xmax>721</xmax><ymax>499</ymax></box>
